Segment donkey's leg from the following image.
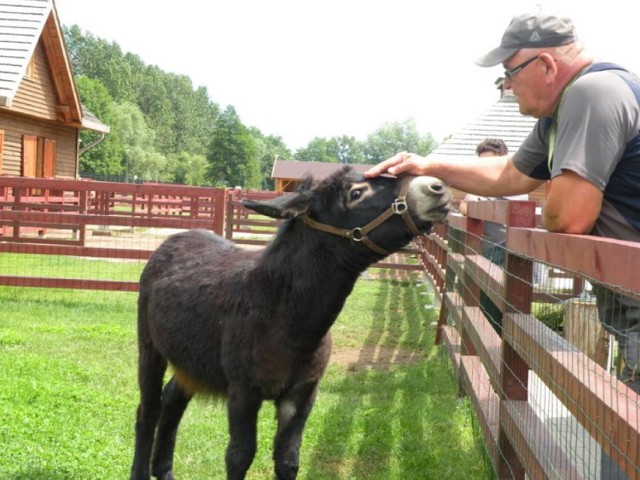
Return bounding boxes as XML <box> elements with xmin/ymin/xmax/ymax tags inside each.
<box><xmin>273</xmin><ymin>382</ymin><xmax>319</xmax><ymax>480</ymax></box>
<box><xmin>225</xmin><ymin>384</ymin><xmax>263</xmax><ymax>480</ymax></box>
<box><xmin>130</xmin><ymin>345</ymin><xmax>168</xmax><ymax>480</ymax></box>
<box><xmin>151</xmin><ymin>376</ymin><xmax>193</xmax><ymax>480</ymax></box>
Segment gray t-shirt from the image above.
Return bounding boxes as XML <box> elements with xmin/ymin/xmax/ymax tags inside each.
<box><xmin>513</xmin><ymin>63</ymin><xmax>640</xmax><ymax>241</ymax></box>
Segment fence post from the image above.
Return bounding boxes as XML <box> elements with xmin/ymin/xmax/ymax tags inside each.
<box><xmin>211</xmin><ymin>188</ymin><xmax>226</xmax><ymax>236</ymax></box>
<box><xmin>224</xmin><ymin>189</ymin><xmax>236</xmax><ymax>240</ymax></box>
<box><xmin>460</xmin><ymin>216</ymin><xmax>484</xmax><ymax>357</ymax></box>
<box><xmin>433</xmin><ymin>224</ymin><xmax>451</xmax><ymax>345</ymax></box>
<box><xmin>497</xmin><ymin>200</ymin><xmax>536</xmax><ymax>479</ymax></box>
<box><xmin>435</xmin><ymin>220</ymin><xmax>464</xmax><ymax>346</ymax></box>
<box><xmin>463</xmin><ymin>216</ymin><xmax>484</xmax><ymax>306</ymax></box>
<box><xmin>11</xmin><ymin>186</ymin><xmax>22</xmax><ymax>240</ymax></box>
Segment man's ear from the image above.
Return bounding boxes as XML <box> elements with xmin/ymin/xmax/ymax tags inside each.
<box><xmin>540</xmin><ymin>53</ymin><xmax>557</xmax><ymax>78</ymax></box>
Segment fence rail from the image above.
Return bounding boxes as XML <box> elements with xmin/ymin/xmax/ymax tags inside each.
<box><xmin>420</xmin><ymin>200</ymin><xmax>640</xmax><ymax>479</ymax></box>
<box><xmin>0</xmin><ymin>177</ymin><xmax>227</xmax><ymax>290</ymax></box>
<box><xmin>0</xmin><ymin>177</ymin><xmax>418</xmax><ymax>291</ymax></box>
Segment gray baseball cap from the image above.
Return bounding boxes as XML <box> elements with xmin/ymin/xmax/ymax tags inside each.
<box><xmin>476</xmin><ymin>11</ymin><xmax>577</xmax><ymax>67</ymax></box>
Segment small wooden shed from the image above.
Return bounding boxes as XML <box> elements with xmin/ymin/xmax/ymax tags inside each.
<box><xmin>0</xmin><ymin>0</ymin><xmax>109</xmax><ymax>179</ymax></box>
<box><xmin>271</xmin><ymin>160</ymin><xmax>370</xmax><ymax>193</ymax></box>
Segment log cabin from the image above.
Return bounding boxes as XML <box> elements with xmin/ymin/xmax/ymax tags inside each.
<box><xmin>0</xmin><ymin>0</ymin><xmax>108</xmax><ymax>179</ymax></box>
<box><xmin>271</xmin><ymin>159</ymin><xmax>370</xmax><ymax>193</ymax></box>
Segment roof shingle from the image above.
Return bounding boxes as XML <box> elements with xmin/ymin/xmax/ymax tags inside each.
<box><xmin>0</xmin><ymin>0</ymin><xmax>51</xmax><ymax>105</ymax></box>
<box><xmin>432</xmin><ymin>93</ymin><xmax>537</xmax><ymax>157</ymax></box>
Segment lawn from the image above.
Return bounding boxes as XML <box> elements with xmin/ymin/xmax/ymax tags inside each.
<box><xmin>0</xmin><ymin>275</ymin><xmax>491</xmax><ymax>479</ymax></box>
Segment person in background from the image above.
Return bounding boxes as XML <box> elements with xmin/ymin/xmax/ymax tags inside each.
<box><xmin>366</xmin><ymin>10</ymin><xmax>640</xmax><ymax>478</ymax></box>
<box><xmin>459</xmin><ymin>138</ymin><xmax>528</xmax><ymax>335</ymax></box>
<box><xmin>459</xmin><ymin>138</ymin><xmax>529</xmax><ymax>267</ymax></box>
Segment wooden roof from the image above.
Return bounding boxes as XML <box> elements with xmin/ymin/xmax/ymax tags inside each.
<box><xmin>0</xmin><ymin>0</ymin><xmax>108</xmax><ymax>133</ymax></box>
<box><xmin>432</xmin><ymin>92</ymin><xmax>537</xmax><ymax>157</ymax></box>
<box><xmin>0</xmin><ymin>0</ymin><xmax>50</xmax><ymax>107</ymax></box>
<box><xmin>271</xmin><ymin>160</ymin><xmax>370</xmax><ymax>181</ymax></box>
<box><xmin>432</xmin><ymin>89</ymin><xmax>547</xmax><ymax>205</ymax></box>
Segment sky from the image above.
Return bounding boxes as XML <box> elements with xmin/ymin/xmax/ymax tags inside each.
<box><xmin>54</xmin><ymin>0</ymin><xmax>640</xmax><ymax>151</ymax></box>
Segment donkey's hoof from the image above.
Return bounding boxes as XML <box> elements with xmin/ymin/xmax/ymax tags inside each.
<box><xmin>154</xmin><ymin>470</ymin><xmax>175</xmax><ymax>480</ymax></box>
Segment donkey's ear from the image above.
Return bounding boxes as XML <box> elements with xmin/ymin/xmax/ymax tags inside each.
<box><xmin>243</xmin><ymin>191</ymin><xmax>312</xmax><ymax>219</ymax></box>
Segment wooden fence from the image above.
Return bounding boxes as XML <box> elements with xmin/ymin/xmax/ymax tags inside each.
<box><xmin>3</xmin><ymin>176</ymin><xmax>640</xmax><ymax>476</ymax></box>
<box><xmin>0</xmin><ymin>176</ymin><xmax>226</xmax><ymax>291</ymax></box>
<box><xmin>0</xmin><ymin>177</ymin><xmax>418</xmax><ymax>291</ymax></box>
<box><xmin>418</xmin><ymin>200</ymin><xmax>640</xmax><ymax>479</ymax></box>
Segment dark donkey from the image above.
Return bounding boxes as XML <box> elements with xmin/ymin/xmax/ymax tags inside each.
<box><xmin>130</xmin><ymin>166</ymin><xmax>451</xmax><ymax>480</ymax></box>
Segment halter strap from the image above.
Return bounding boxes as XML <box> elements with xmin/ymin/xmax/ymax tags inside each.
<box><xmin>301</xmin><ymin>177</ymin><xmax>422</xmax><ymax>256</ymax></box>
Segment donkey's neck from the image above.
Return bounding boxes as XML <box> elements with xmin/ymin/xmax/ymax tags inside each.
<box><xmin>255</xmin><ymin>230</ymin><xmax>376</xmax><ymax>349</ymax></box>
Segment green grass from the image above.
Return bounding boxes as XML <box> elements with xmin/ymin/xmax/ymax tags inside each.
<box><xmin>0</xmin><ymin>253</ymin><xmax>145</xmax><ymax>282</ymax></box>
<box><xmin>0</xmin><ymin>278</ymin><xmax>490</xmax><ymax>479</ymax></box>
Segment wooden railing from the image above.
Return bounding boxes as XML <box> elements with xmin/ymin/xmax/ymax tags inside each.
<box><xmin>0</xmin><ymin>177</ymin><xmax>227</xmax><ymax>291</ymax></box>
<box><xmin>0</xmin><ymin>177</ymin><xmax>419</xmax><ymax>291</ymax></box>
<box><xmin>418</xmin><ymin>200</ymin><xmax>640</xmax><ymax>479</ymax></box>
<box><xmin>3</xmin><ymin>178</ymin><xmax>639</xmax><ymax>476</ymax></box>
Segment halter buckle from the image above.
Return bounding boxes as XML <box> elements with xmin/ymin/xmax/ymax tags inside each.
<box><xmin>350</xmin><ymin>227</ymin><xmax>364</xmax><ymax>242</ymax></box>
<box><xmin>392</xmin><ymin>199</ymin><xmax>408</xmax><ymax>214</ymax></box>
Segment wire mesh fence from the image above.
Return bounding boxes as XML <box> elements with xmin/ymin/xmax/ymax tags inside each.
<box><xmin>0</xmin><ymin>177</ymin><xmax>228</xmax><ymax>291</ymax></box>
<box><xmin>427</xmin><ymin>202</ymin><xmax>640</xmax><ymax>480</ymax></box>
<box><xmin>5</xmin><ymin>177</ymin><xmax>638</xmax><ymax>478</ymax></box>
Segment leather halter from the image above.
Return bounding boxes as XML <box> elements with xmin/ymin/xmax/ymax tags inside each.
<box><xmin>301</xmin><ymin>177</ymin><xmax>423</xmax><ymax>256</ymax></box>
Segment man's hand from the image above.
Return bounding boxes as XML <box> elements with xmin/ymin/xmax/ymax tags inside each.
<box><xmin>364</xmin><ymin>152</ymin><xmax>429</xmax><ymax>178</ymax></box>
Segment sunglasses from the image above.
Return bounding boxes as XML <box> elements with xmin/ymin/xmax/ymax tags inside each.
<box><xmin>503</xmin><ymin>55</ymin><xmax>540</xmax><ymax>81</ymax></box>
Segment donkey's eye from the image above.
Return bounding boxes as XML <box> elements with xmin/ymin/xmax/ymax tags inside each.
<box><xmin>350</xmin><ymin>188</ymin><xmax>364</xmax><ymax>201</ymax></box>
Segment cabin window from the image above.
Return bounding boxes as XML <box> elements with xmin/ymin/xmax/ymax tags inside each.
<box><xmin>22</xmin><ymin>135</ymin><xmax>56</xmax><ymax>178</ymax></box>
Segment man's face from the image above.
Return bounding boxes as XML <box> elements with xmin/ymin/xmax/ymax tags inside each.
<box><xmin>502</xmin><ymin>51</ymin><xmax>547</xmax><ymax>118</ymax></box>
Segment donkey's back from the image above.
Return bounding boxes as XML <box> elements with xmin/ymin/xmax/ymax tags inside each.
<box><xmin>138</xmin><ymin>229</ymin><xmax>260</xmax><ymax>394</ymax></box>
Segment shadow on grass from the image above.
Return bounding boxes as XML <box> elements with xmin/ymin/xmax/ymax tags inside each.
<box><xmin>5</xmin><ymin>468</ymin><xmax>75</xmax><ymax>480</ymax></box>
<box><xmin>303</xmin><ymin>279</ymin><xmax>484</xmax><ymax>479</ymax></box>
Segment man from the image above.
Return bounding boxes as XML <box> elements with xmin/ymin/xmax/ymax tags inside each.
<box><xmin>366</xmin><ymin>10</ymin><xmax>640</xmax><ymax>478</ymax></box>
<box><xmin>459</xmin><ymin>138</ymin><xmax>528</xmax><ymax>335</ymax></box>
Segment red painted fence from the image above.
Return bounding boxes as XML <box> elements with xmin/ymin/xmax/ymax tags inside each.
<box><xmin>3</xmin><ymin>176</ymin><xmax>640</xmax><ymax>478</ymax></box>
<box><xmin>0</xmin><ymin>177</ymin><xmax>417</xmax><ymax>291</ymax></box>
<box><xmin>0</xmin><ymin>177</ymin><xmax>226</xmax><ymax>290</ymax></box>
<box><xmin>418</xmin><ymin>200</ymin><xmax>640</xmax><ymax>479</ymax></box>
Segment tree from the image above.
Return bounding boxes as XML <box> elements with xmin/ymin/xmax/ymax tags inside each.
<box><xmin>65</xmin><ymin>26</ymin><xmax>221</xmax><ymax>162</ymax></box>
<box><xmin>132</xmin><ymin>150</ymin><xmax>169</xmax><ymax>183</ymax></box>
<box><xmin>362</xmin><ymin>118</ymin><xmax>437</xmax><ymax>164</ymax></box>
<box><xmin>294</xmin><ymin>137</ymin><xmax>339</xmax><ymax>163</ymax></box>
<box><xmin>163</xmin><ymin>75</ymin><xmax>220</xmax><ymax>155</ymax></box>
<box><xmin>249</xmin><ymin>129</ymin><xmax>292</xmax><ymax>190</ymax></box>
<box><xmin>64</xmin><ymin>25</ymin><xmax>135</xmax><ymax>103</ymax></box>
<box><xmin>334</xmin><ymin>135</ymin><xmax>365</xmax><ymax>164</ymax></box>
<box><xmin>207</xmin><ymin>106</ymin><xmax>260</xmax><ymax>188</ymax></box>
<box><xmin>66</xmin><ymin>26</ymin><xmax>445</xmax><ymax>187</ymax></box>
<box><xmin>294</xmin><ymin>135</ymin><xmax>365</xmax><ymax>164</ymax></box>
<box><xmin>166</xmin><ymin>152</ymin><xmax>209</xmax><ymax>186</ymax></box>
<box><xmin>111</xmin><ymin>102</ymin><xmax>163</xmax><ymax>181</ymax></box>
<box><xmin>75</xmin><ymin>76</ymin><xmax>123</xmax><ymax>176</ymax></box>
<box><xmin>135</xmin><ymin>65</ymin><xmax>176</xmax><ymax>154</ymax></box>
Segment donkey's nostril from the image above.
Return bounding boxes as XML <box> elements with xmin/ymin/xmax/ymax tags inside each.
<box><xmin>428</xmin><ymin>181</ymin><xmax>446</xmax><ymax>194</ymax></box>
<box><xmin>412</xmin><ymin>176</ymin><xmax>450</xmax><ymax>199</ymax></box>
